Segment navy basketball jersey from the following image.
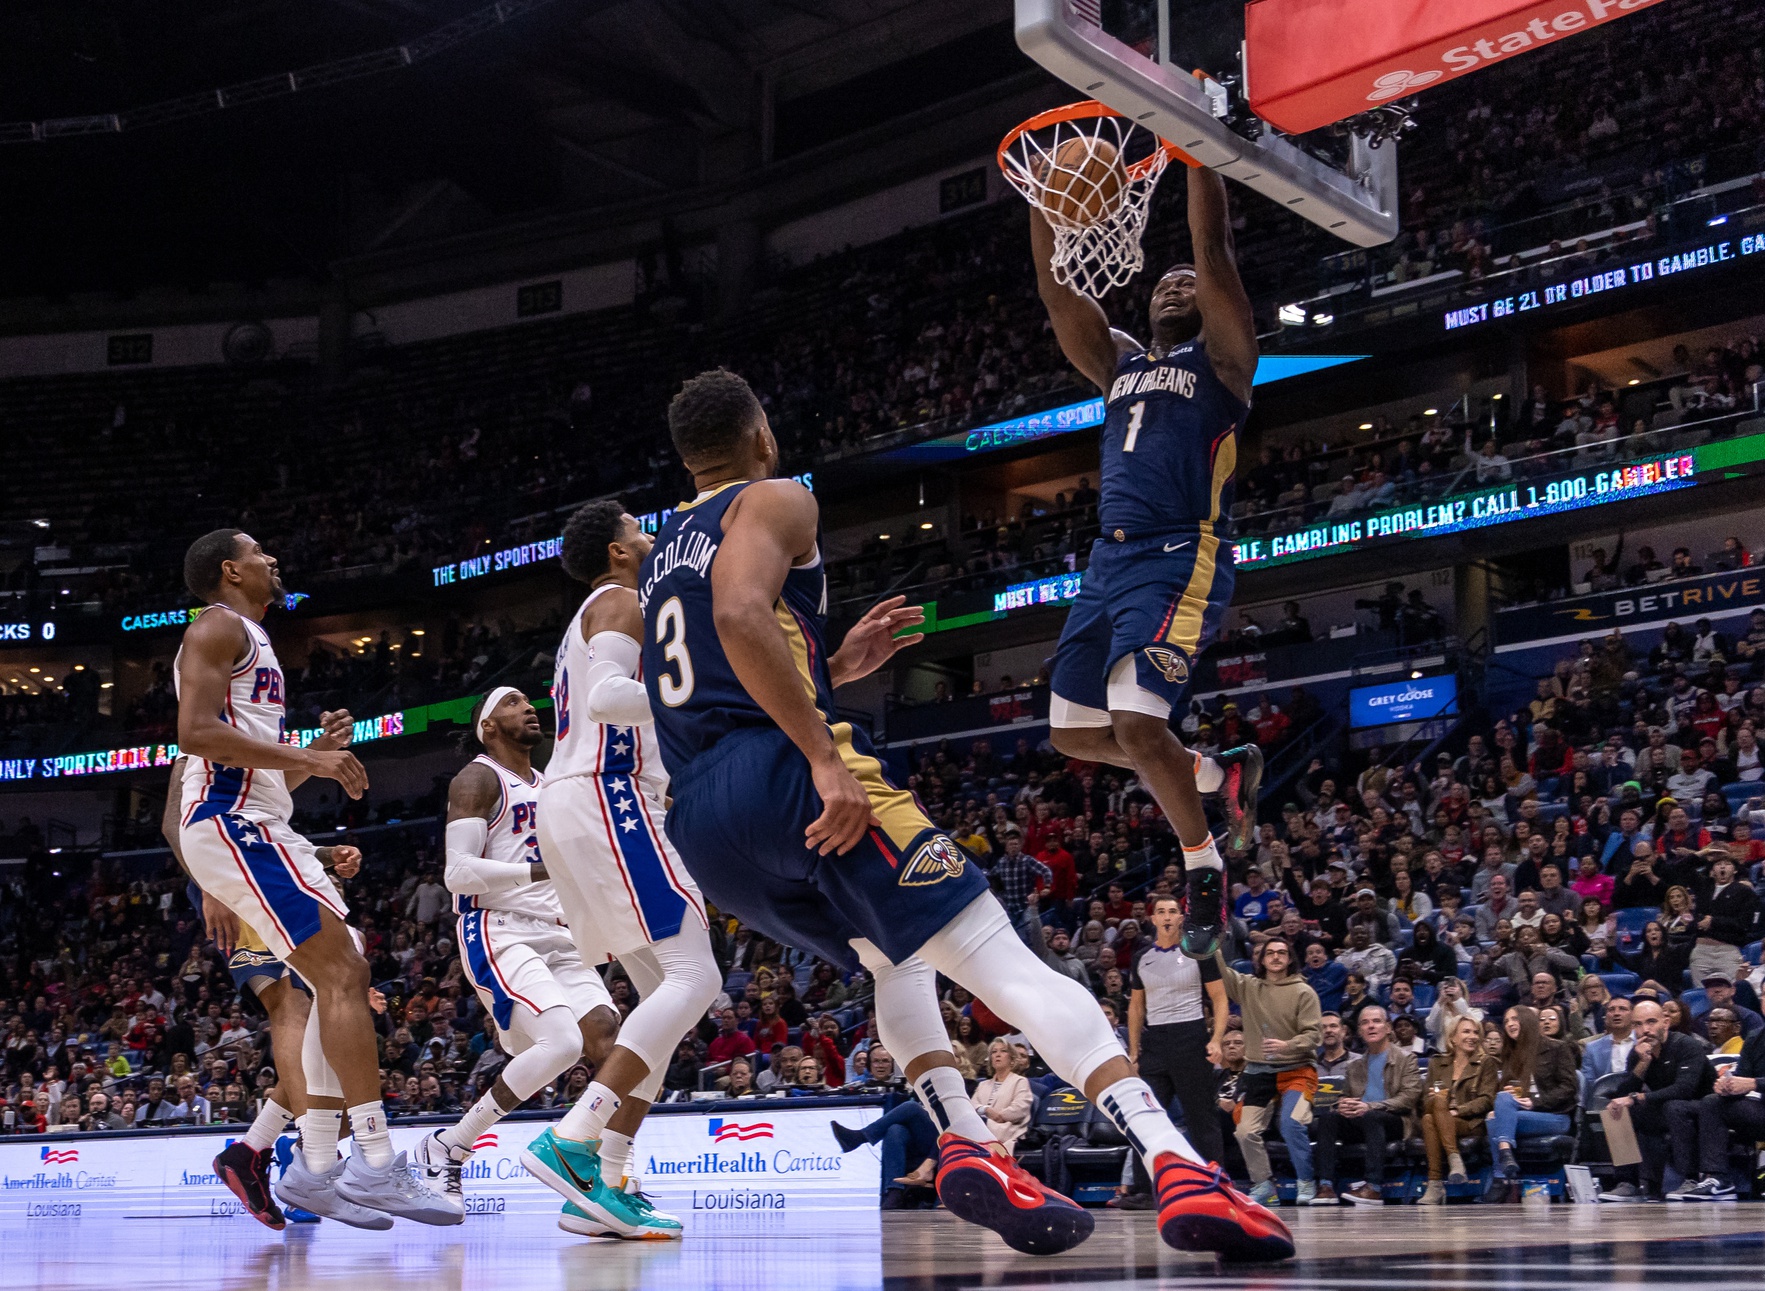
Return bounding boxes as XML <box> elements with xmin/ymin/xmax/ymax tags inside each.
<box><xmin>638</xmin><ymin>480</ymin><xmax>834</xmax><ymax>780</ymax></box>
<box><xmin>1098</xmin><ymin>340</ymin><xmax>1247</xmax><ymax>538</ymax></box>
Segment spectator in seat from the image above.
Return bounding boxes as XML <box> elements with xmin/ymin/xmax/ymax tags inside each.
<box><xmin>972</xmin><ymin>1039</ymin><xmax>1034</xmax><ymax>1150</ymax></box>
<box><xmin>756</xmin><ymin>1046</ymin><xmax>803</xmax><ymax>1094</ymax></box>
<box><xmin>1693</xmin><ymin>973</ymin><xmax>1765</xmax><ymax>1041</ymax></box>
<box><xmin>708</xmin><ymin>1007</ymin><xmax>758</xmax><ymax>1069</ymax></box>
<box><xmin>723</xmin><ymin>1058</ymin><xmax>759</xmax><ymax>1098</ymax></box>
<box><xmin>829</xmin><ymin>1103</ymin><xmax>940</xmax><ymax>1206</ymax></box>
<box><xmin>1399</xmin><ymin>921</ymin><xmax>1458</xmax><ymax>985</ymax></box>
<box><xmin>1582</xmin><ymin>995</ymin><xmax>1636</xmax><ymax>1090</ymax></box>
<box><xmin>1702</xmin><ymin>1008</ymin><xmax>1745</xmax><ymax>1057</ymax></box>
<box><xmin>1475</xmin><ymin>874</ymin><xmax>1517</xmax><ymax>944</ymax></box>
<box><xmin>1302</xmin><ymin>943</ymin><xmax>1347</xmax><ymax>1013</ymax></box>
<box><xmin>1418</xmin><ymin>1015</ymin><xmax>1500</xmax><ymax>1203</ymax></box>
<box><xmin>1613</xmin><ymin>842</ymin><xmax>1669</xmax><ymax>910</ymax></box>
<box><xmin>1600</xmin><ymin>999</ymin><xmax>1716</xmax><ymax>1201</ymax></box>
<box><xmin>1310</xmin><ymin>1005</ymin><xmax>1421</xmax><ymax>1205</ymax></box>
<box><xmin>1498</xmin><ymin>925</ymin><xmax>1580</xmax><ymax>990</ymax></box>
<box><xmin>1664</xmin><ymin>1018</ymin><xmax>1765</xmax><ymax>1199</ymax></box>
<box><xmin>1313</xmin><ymin>1012</ymin><xmax>1354</xmax><ymax>1115</ymax></box>
<box><xmin>134</xmin><ymin>1077</ymin><xmax>178</xmax><ymax>1127</ymax></box>
<box><xmin>1346</xmin><ymin>888</ymin><xmax>1396</xmax><ymax>945</ymax></box>
<box><xmin>1338</xmin><ymin>924</ymin><xmax>1397</xmax><ymax>995</ymax></box>
<box><xmin>1485</xmin><ymin>1005</ymin><xmax>1579</xmax><ymax>1189</ymax></box>
<box><xmin>1535</xmin><ymin>865</ymin><xmax>1577</xmax><ymax>919</ymax></box>
<box><xmin>1426</xmin><ymin>977</ymin><xmax>1484</xmax><ymax>1052</ymax></box>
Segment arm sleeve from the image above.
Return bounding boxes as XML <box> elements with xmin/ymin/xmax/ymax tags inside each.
<box><xmin>581</xmin><ymin>632</ymin><xmax>653</xmax><ymax>727</ymax></box>
<box><xmin>444</xmin><ymin>817</ymin><xmax>534</xmax><ymax>896</ymax></box>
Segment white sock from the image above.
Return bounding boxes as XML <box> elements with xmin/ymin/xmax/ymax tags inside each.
<box><xmin>1193</xmin><ymin>752</ymin><xmax>1225</xmax><ymax>794</ymax></box>
<box><xmin>913</xmin><ymin>1066</ymin><xmax>995</xmax><ymax>1144</ymax></box>
<box><xmin>556</xmin><ymin>1081</ymin><xmax>620</xmax><ymax>1144</ymax></box>
<box><xmin>599</xmin><ymin>1128</ymin><xmax>635</xmax><ymax>1184</ymax></box>
<box><xmin>301</xmin><ymin>1107</ymin><xmax>343</xmax><ymax>1174</ymax></box>
<box><xmin>1183</xmin><ymin>836</ymin><xmax>1224</xmax><ymax>872</ymax></box>
<box><xmin>347</xmin><ymin>1101</ymin><xmax>393</xmax><ymax>1168</ymax></box>
<box><xmin>243</xmin><ymin>1097</ymin><xmax>292</xmax><ymax>1152</ymax></box>
<box><xmin>1097</xmin><ymin>1076</ymin><xmax>1204</xmax><ymax>1167</ymax></box>
<box><xmin>439</xmin><ymin>1090</ymin><xmax>505</xmax><ymax>1158</ymax></box>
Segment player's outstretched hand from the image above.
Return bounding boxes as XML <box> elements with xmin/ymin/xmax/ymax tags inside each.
<box><xmin>202</xmin><ymin>892</ymin><xmax>240</xmax><ymax>957</ymax></box>
<box><xmin>327</xmin><ymin>845</ymin><xmax>363</xmax><ymax>879</ymax></box>
<box><xmin>807</xmin><ymin>756</ymin><xmax>880</xmax><ymax>856</ymax></box>
<box><xmin>829</xmin><ymin>595</ymin><xmax>926</xmax><ymax>686</ymax></box>
<box><xmin>310</xmin><ymin>749</ymin><xmax>369</xmax><ymax>799</ymax></box>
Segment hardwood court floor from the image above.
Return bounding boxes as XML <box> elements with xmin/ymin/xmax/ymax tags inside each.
<box><xmin>5</xmin><ymin>1204</ymin><xmax>1762</xmax><ymax>1291</ymax></box>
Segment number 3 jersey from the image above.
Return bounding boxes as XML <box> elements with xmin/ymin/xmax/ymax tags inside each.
<box><xmin>637</xmin><ymin>480</ymin><xmax>835</xmax><ymax>783</ymax></box>
<box><xmin>453</xmin><ymin>753</ymin><xmax>566</xmax><ymax>925</ymax></box>
<box><xmin>1099</xmin><ymin>339</ymin><xmax>1248</xmax><ymax>540</ymax></box>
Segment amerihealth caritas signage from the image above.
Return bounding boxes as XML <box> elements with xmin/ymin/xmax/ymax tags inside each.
<box><xmin>0</xmin><ymin>1103</ymin><xmax>883</xmax><ymax>1224</ymax></box>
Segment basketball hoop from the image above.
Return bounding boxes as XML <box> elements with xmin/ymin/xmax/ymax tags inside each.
<box><xmin>998</xmin><ymin>101</ymin><xmax>1197</xmax><ymax>299</ymax></box>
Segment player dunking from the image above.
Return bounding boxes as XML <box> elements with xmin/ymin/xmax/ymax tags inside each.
<box><xmin>1031</xmin><ymin>166</ymin><xmax>1263</xmax><ymax>963</ymax></box>
<box><xmin>413</xmin><ymin>687</ymin><xmax>655</xmax><ymax>1231</ymax></box>
<box><xmin>636</xmin><ymin>370</ymin><xmax>1292</xmax><ymax>1260</ymax></box>
<box><xmin>519</xmin><ymin>501</ymin><xmax>722</xmax><ymax>1240</ymax></box>
<box><xmin>174</xmin><ymin>529</ymin><xmax>454</xmax><ymax>1226</ymax></box>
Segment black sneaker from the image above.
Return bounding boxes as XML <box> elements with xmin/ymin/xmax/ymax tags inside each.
<box><xmin>1215</xmin><ymin>745</ymin><xmax>1264</xmax><ymax>853</ymax></box>
<box><xmin>215</xmin><ymin>1140</ymin><xmax>286</xmax><ymax>1231</ymax></box>
<box><xmin>1496</xmin><ymin>1146</ymin><xmax>1519</xmax><ymax>1180</ymax></box>
<box><xmin>1181</xmin><ymin>864</ymin><xmax>1226</xmax><ymax>958</ymax></box>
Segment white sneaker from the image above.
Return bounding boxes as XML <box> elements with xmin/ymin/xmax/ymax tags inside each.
<box><xmin>336</xmin><ymin>1151</ymin><xmax>463</xmax><ymax>1226</ymax></box>
<box><xmin>274</xmin><ymin>1151</ymin><xmax>394</xmax><ymax>1230</ymax></box>
<box><xmin>413</xmin><ymin>1132</ymin><xmax>468</xmax><ymax>1218</ymax></box>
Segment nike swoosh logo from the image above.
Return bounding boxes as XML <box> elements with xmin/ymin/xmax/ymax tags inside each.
<box><xmin>1164</xmin><ymin>541</ymin><xmax>1191</xmax><ymax>552</ymax></box>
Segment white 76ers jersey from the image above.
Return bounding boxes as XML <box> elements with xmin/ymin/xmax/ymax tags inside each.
<box><xmin>175</xmin><ymin>608</ymin><xmax>295</xmax><ymax>826</ymax></box>
<box><xmin>453</xmin><ymin>754</ymin><xmax>565</xmax><ymax>924</ymax></box>
<box><xmin>547</xmin><ymin>586</ymin><xmax>669</xmax><ymax>804</ymax></box>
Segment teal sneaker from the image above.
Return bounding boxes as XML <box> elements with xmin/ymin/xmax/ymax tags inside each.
<box><xmin>557</xmin><ymin>1200</ymin><xmax>615</xmax><ymax>1238</ymax></box>
<box><xmin>522</xmin><ymin>1130</ymin><xmax>648</xmax><ymax>1238</ymax></box>
<box><xmin>613</xmin><ymin>1176</ymin><xmax>684</xmax><ymax>1240</ymax></box>
<box><xmin>555</xmin><ymin>1182</ymin><xmax>684</xmax><ymax>1241</ymax></box>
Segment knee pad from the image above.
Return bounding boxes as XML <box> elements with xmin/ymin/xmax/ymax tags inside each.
<box><xmin>615</xmin><ymin>924</ymin><xmax>722</xmax><ymax>1071</ymax></box>
<box><xmin>852</xmin><ymin>940</ymin><xmax>953</xmax><ymax>1068</ymax></box>
<box><xmin>301</xmin><ymin>1003</ymin><xmax>343</xmax><ymax>1100</ymax></box>
<box><xmin>501</xmin><ymin>1006</ymin><xmax>583</xmax><ymax>1101</ymax></box>
<box><xmin>917</xmin><ymin>900</ymin><xmax>1123</xmax><ymax>1091</ymax></box>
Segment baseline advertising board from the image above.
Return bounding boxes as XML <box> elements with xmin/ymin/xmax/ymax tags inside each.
<box><xmin>0</xmin><ymin>1102</ymin><xmax>884</xmax><ymax>1226</ymax></box>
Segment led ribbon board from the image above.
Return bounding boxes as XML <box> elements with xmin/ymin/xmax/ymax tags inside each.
<box><xmin>870</xmin><ymin>356</ymin><xmax>1369</xmax><ymax>466</ymax></box>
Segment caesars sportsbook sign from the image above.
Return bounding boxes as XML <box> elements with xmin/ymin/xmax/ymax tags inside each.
<box><xmin>0</xmin><ymin>1104</ymin><xmax>882</xmax><ymax>1224</ymax></box>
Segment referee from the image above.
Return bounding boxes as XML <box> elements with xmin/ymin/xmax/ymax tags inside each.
<box><xmin>1124</xmin><ymin>892</ymin><xmax>1229</xmax><ymax>1202</ymax></box>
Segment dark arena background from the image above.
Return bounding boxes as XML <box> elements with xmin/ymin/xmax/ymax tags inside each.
<box><xmin>2</xmin><ymin>0</ymin><xmax>1765</xmax><ymax>1287</ymax></box>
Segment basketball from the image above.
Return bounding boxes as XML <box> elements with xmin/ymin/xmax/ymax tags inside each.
<box><xmin>1034</xmin><ymin>134</ymin><xmax>1127</xmax><ymax>229</ymax></box>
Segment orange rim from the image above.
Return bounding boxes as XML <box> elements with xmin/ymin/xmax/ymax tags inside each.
<box><xmin>996</xmin><ymin>99</ymin><xmax>1199</xmax><ymax>178</ymax></box>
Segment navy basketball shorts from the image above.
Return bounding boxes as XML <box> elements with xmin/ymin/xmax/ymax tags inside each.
<box><xmin>1049</xmin><ymin>532</ymin><xmax>1234</xmax><ymax>725</ymax></box>
<box><xmin>665</xmin><ymin>722</ymin><xmax>989</xmax><ymax>971</ymax></box>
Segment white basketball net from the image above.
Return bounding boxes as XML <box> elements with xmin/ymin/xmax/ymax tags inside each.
<box><xmin>999</xmin><ymin>112</ymin><xmax>1177</xmax><ymax>299</ymax></box>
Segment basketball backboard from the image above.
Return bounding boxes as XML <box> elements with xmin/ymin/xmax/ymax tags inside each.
<box><xmin>1015</xmin><ymin>0</ymin><xmax>1403</xmax><ymax>247</ymax></box>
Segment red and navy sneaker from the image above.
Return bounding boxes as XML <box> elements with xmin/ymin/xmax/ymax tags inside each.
<box><xmin>934</xmin><ymin>1133</ymin><xmax>1094</xmax><ymax>1255</ymax></box>
<box><xmin>215</xmin><ymin>1140</ymin><xmax>287</xmax><ymax>1231</ymax></box>
<box><xmin>1216</xmin><ymin>744</ymin><xmax>1264</xmax><ymax>853</ymax></box>
<box><xmin>1154</xmin><ymin>1153</ymin><xmax>1293</xmax><ymax>1263</ymax></box>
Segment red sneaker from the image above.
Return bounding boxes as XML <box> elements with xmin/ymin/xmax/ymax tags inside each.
<box><xmin>214</xmin><ymin>1140</ymin><xmax>287</xmax><ymax>1231</ymax></box>
<box><xmin>934</xmin><ymin>1133</ymin><xmax>1094</xmax><ymax>1255</ymax></box>
<box><xmin>1154</xmin><ymin>1153</ymin><xmax>1293</xmax><ymax>1263</ymax></box>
